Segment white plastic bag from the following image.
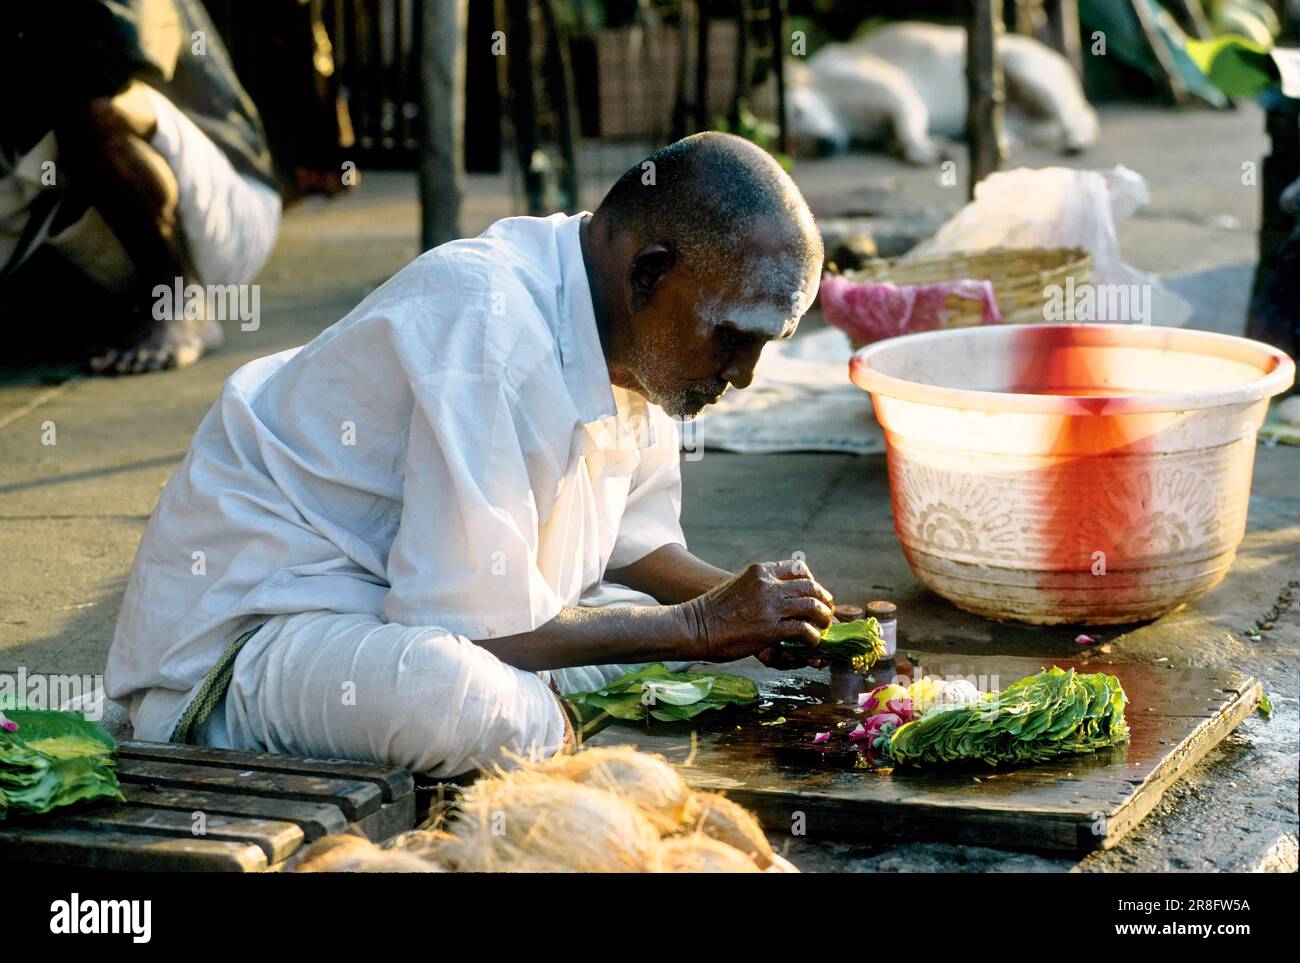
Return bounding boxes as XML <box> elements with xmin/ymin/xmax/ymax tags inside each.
<box><xmin>909</xmin><ymin>165</ymin><xmax>1191</xmax><ymax>326</ymax></box>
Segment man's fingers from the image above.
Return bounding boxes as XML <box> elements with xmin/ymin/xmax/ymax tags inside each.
<box><xmin>783</xmin><ymin>619</ymin><xmax>823</xmax><ymax>649</ymax></box>
<box><xmin>779</xmin><ymin>577</ymin><xmax>834</xmax><ymax>607</ymax></box>
<box><xmin>770</xmin><ymin>558</ymin><xmax>810</xmax><ymax>579</ymax></box>
<box><xmin>782</xmin><ymin>596</ymin><xmax>833</xmax><ymax>630</ymax></box>
<box><xmin>758</xmin><ymin>647</ymin><xmax>804</xmax><ymax>669</ymax></box>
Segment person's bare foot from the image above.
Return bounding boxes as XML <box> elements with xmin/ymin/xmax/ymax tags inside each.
<box><xmin>88</xmin><ymin>311</ymin><xmax>224</xmax><ymax>375</ymax></box>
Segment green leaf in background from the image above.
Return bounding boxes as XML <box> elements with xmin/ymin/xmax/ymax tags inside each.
<box><xmin>885</xmin><ymin>667</ymin><xmax>1130</xmax><ymax>768</ymax></box>
<box><xmin>1186</xmin><ymin>34</ymin><xmax>1278</xmax><ymax>97</ymax></box>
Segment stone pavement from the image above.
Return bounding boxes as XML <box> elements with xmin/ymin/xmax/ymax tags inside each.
<box><xmin>1</xmin><ymin>103</ymin><xmax>1296</xmax><ymax>872</ymax></box>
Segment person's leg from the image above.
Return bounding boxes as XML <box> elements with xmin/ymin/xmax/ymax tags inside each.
<box><xmin>214</xmin><ymin>612</ymin><xmax>569</xmax><ymax>778</ymax></box>
<box><xmin>54</xmin><ymin>81</ymin><xmax>223</xmax><ymax>374</ymax></box>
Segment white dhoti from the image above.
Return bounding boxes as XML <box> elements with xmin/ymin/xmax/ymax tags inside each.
<box><xmin>193</xmin><ymin>583</ymin><xmax>694</xmax><ymax>778</ymax></box>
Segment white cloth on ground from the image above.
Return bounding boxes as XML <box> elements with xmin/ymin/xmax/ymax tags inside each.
<box><xmin>197</xmin><ymin>583</ymin><xmax>693</xmax><ymax>777</ymax></box>
<box><xmin>106</xmin><ymin>212</ymin><xmax>689</xmax><ymax>745</ymax></box>
<box><xmin>693</xmin><ymin>326</ymin><xmax>885</xmax><ymax>454</ymax></box>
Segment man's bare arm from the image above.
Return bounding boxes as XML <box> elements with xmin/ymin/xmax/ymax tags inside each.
<box><xmin>604</xmin><ymin>544</ymin><xmax>733</xmax><ymax>604</ymax></box>
<box><xmin>473</xmin><ymin>559</ymin><xmax>834</xmax><ymax>673</ymax></box>
<box><xmin>473</xmin><ymin>603</ymin><xmax>696</xmax><ymax>672</ymax></box>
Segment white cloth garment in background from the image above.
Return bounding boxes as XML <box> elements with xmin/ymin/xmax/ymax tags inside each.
<box><xmin>0</xmin><ymin>85</ymin><xmax>279</xmax><ymax>289</ymax></box>
<box><xmin>137</xmin><ymin>84</ymin><xmax>281</xmax><ymax>286</ymax></box>
<box><xmin>106</xmin><ymin>213</ymin><xmax>689</xmax><ymax>767</ymax></box>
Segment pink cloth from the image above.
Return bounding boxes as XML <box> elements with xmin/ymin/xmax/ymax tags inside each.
<box><xmin>819</xmin><ymin>274</ymin><xmax>1002</xmax><ymax>345</ymax></box>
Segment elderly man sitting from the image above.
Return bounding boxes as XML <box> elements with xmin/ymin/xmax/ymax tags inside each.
<box><xmin>105</xmin><ymin>132</ymin><xmax>832</xmax><ymax>776</ymax></box>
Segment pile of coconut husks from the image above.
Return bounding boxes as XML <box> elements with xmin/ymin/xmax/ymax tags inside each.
<box><xmin>288</xmin><ymin>746</ymin><xmax>796</xmax><ymax>873</ymax></box>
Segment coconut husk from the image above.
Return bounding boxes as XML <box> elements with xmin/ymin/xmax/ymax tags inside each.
<box><xmin>381</xmin><ymin>829</ymin><xmax>454</xmax><ymax>865</ymax></box>
<box><xmin>439</xmin><ymin>770</ymin><xmax>661</xmax><ymax>873</ymax></box>
<box><xmin>528</xmin><ymin>745</ymin><xmax>692</xmax><ymax>832</ymax></box>
<box><xmin>289</xmin><ymin>834</ymin><xmax>441</xmax><ymax>873</ymax></box>
<box><xmin>657</xmin><ymin>834</ymin><xmax>763</xmax><ymax>873</ymax></box>
<box><xmin>680</xmin><ymin>792</ymin><xmax>775</xmax><ymax>869</ymax></box>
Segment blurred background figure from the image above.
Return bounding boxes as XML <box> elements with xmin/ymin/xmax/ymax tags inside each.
<box><xmin>0</xmin><ymin>0</ymin><xmax>288</xmax><ymax>374</ymax></box>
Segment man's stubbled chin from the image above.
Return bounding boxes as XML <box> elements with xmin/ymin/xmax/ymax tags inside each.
<box><xmin>663</xmin><ymin>384</ymin><xmax>728</xmax><ymax>419</ymax></box>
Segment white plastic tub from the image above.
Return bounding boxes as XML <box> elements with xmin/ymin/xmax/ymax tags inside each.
<box><xmin>849</xmin><ymin>324</ymin><xmax>1295</xmax><ymax>624</ymax></box>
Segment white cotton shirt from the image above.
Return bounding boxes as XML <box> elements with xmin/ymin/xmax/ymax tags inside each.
<box><xmin>105</xmin><ymin>212</ymin><xmax>687</xmax><ymax>739</ymax></box>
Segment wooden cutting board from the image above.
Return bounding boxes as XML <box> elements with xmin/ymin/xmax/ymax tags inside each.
<box><xmin>586</xmin><ymin>652</ymin><xmax>1262</xmax><ymax>854</ymax></box>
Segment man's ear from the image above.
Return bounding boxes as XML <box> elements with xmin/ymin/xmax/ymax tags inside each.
<box><xmin>628</xmin><ymin>243</ymin><xmax>676</xmax><ymax>310</ymax></box>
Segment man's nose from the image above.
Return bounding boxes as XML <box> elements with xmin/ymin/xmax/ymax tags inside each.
<box><xmin>722</xmin><ymin>343</ymin><xmax>765</xmax><ymax>390</ymax></box>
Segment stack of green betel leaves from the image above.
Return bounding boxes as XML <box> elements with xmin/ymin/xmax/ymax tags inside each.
<box><xmin>0</xmin><ymin>709</ymin><xmax>124</xmax><ymax>820</ymax></box>
<box><xmin>884</xmin><ymin>667</ymin><xmax>1130</xmax><ymax>767</ymax></box>
<box><xmin>781</xmin><ymin>618</ymin><xmax>886</xmax><ymax>670</ymax></box>
<box><xmin>563</xmin><ymin>663</ymin><xmax>759</xmax><ymax>731</ymax></box>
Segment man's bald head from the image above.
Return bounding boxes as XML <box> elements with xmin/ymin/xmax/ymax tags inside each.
<box><xmin>582</xmin><ymin>132</ymin><xmax>823</xmax><ymax>418</ymax></box>
<box><xmin>594</xmin><ymin>132</ymin><xmax>822</xmax><ymax>326</ymax></box>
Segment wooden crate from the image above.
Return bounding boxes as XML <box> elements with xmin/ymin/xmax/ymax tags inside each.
<box><xmin>594</xmin><ymin>22</ymin><xmax>738</xmax><ymax>139</ymax></box>
<box><xmin>0</xmin><ymin>741</ymin><xmax>417</xmax><ymax>872</ymax></box>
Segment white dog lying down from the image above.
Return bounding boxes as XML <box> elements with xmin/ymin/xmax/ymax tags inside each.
<box><xmin>765</xmin><ymin>22</ymin><xmax>1098</xmax><ymax>162</ymax></box>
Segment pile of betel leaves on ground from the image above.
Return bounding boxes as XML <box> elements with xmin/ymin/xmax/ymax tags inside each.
<box><xmin>865</xmin><ymin>667</ymin><xmax>1131</xmax><ymax>767</ymax></box>
<box><xmin>0</xmin><ymin>709</ymin><xmax>123</xmax><ymax>820</ymax></box>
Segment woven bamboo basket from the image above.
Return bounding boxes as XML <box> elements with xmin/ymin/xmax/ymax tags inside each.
<box><xmin>837</xmin><ymin>247</ymin><xmax>1093</xmax><ymax>332</ymax></box>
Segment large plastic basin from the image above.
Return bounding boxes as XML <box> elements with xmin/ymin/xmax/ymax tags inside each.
<box><xmin>849</xmin><ymin>324</ymin><xmax>1295</xmax><ymax>624</ymax></box>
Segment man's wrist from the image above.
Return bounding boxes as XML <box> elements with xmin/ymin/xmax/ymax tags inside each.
<box><xmin>671</xmin><ymin>597</ymin><xmax>709</xmax><ymax>663</ymax></box>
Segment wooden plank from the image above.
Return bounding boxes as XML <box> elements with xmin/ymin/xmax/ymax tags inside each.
<box><xmin>1095</xmin><ymin>679</ymin><xmax>1261</xmax><ymax>851</ymax></box>
<box><xmin>115</xmin><ymin>758</ymin><xmax>382</xmax><ymax>821</ymax></box>
<box><xmin>44</xmin><ymin>806</ymin><xmax>305</xmax><ymax>863</ymax></box>
<box><xmin>119</xmin><ymin>784</ymin><xmax>350</xmax><ymax>839</ymax></box>
<box><xmin>587</xmin><ymin>652</ymin><xmax>1260</xmax><ymax>853</ymax></box>
<box><xmin>117</xmin><ymin>741</ymin><xmax>414</xmax><ymax>803</ymax></box>
<box><xmin>351</xmin><ymin>795</ymin><xmax>417</xmax><ymax>843</ymax></box>
<box><xmin>0</xmin><ymin>826</ymin><xmax>266</xmax><ymax>872</ymax></box>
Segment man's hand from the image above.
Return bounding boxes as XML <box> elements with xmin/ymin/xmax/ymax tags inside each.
<box><xmin>681</xmin><ymin>559</ymin><xmax>834</xmax><ymax>663</ymax></box>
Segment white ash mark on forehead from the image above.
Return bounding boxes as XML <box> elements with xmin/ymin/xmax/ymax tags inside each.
<box><xmin>695</xmin><ymin>251</ymin><xmax>820</xmax><ymax>338</ymax></box>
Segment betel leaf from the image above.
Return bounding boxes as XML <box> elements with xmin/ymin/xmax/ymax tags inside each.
<box><xmin>641</xmin><ymin>678</ymin><xmax>712</xmax><ymax>706</ymax></box>
<box><xmin>1257</xmin><ymin>691</ymin><xmax>1274</xmax><ymax>719</ymax></box>
<box><xmin>2</xmin><ymin>710</ymin><xmax>117</xmax><ymax>754</ymax></box>
<box><xmin>781</xmin><ymin>618</ymin><xmax>886</xmax><ymax>668</ymax></box>
<box><xmin>884</xmin><ymin>667</ymin><xmax>1129</xmax><ymax>768</ymax></box>
<box><xmin>0</xmin><ymin>710</ymin><xmax>122</xmax><ymax>820</ymax></box>
<box><xmin>563</xmin><ymin>663</ymin><xmax>759</xmax><ymax>725</ymax></box>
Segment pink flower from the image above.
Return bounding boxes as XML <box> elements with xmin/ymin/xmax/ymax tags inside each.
<box><xmin>864</xmin><ymin>713</ymin><xmax>903</xmax><ymax>751</ymax></box>
<box><xmin>812</xmin><ymin>731</ymin><xmax>830</xmax><ymax>745</ymax></box>
<box><xmin>0</xmin><ymin>711</ymin><xmax>17</xmax><ymax>733</ymax></box>
<box><xmin>884</xmin><ymin>697</ymin><xmax>915</xmax><ymax>723</ymax></box>
<box><xmin>849</xmin><ymin>723</ymin><xmax>869</xmax><ymax>743</ymax></box>
<box><xmin>1075</xmin><ymin>634</ymin><xmax>1098</xmax><ymax>646</ymax></box>
<box><xmin>862</xmin><ymin>683</ymin><xmax>908</xmax><ymax>716</ymax></box>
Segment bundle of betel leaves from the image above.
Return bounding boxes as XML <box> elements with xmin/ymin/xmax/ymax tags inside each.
<box><xmin>563</xmin><ymin>663</ymin><xmax>759</xmax><ymax>727</ymax></box>
<box><xmin>0</xmin><ymin>709</ymin><xmax>124</xmax><ymax>820</ymax></box>
<box><xmin>882</xmin><ymin>667</ymin><xmax>1129</xmax><ymax>767</ymax></box>
<box><xmin>781</xmin><ymin>618</ymin><xmax>886</xmax><ymax>670</ymax></box>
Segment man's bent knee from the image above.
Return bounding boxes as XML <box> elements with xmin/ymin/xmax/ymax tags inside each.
<box><xmin>240</xmin><ymin>615</ymin><xmax>568</xmax><ymax>778</ymax></box>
